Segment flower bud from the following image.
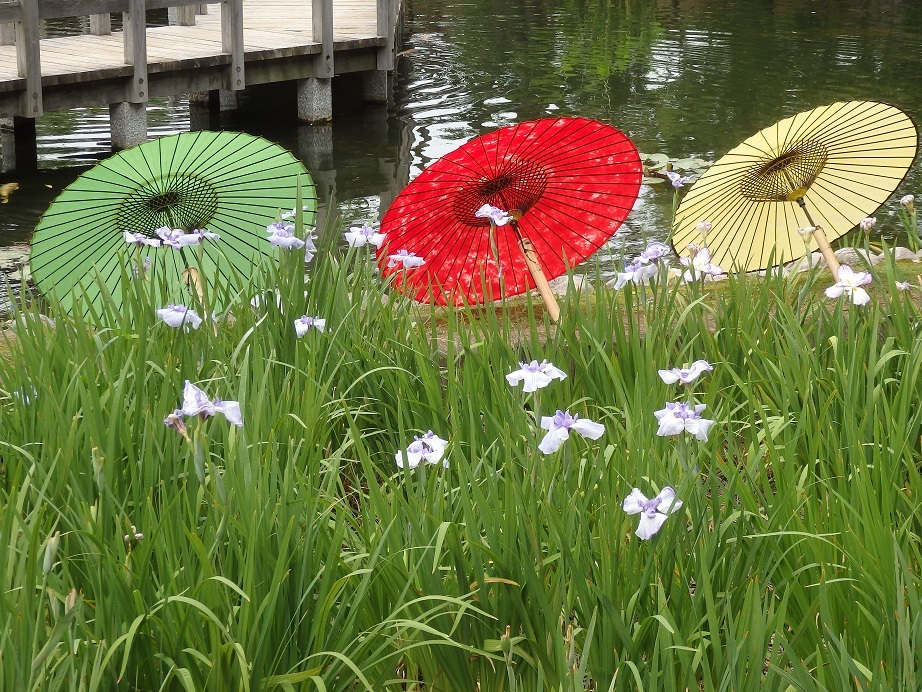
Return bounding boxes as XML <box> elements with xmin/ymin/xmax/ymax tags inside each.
<box><xmin>796</xmin><ymin>226</ymin><xmax>816</xmax><ymax>239</ymax></box>
<box><xmin>123</xmin><ymin>525</ymin><xmax>144</xmax><ymax>545</ymax></box>
<box><xmin>900</xmin><ymin>194</ymin><xmax>914</xmax><ymax>211</ymax></box>
<box><xmin>64</xmin><ymin>588</ymin><xmax>78</xmax><ymax>613</ymax></box>
<box><xmin>91</xmin><ymin>447</ymin><xmax>104</xmax><ymax>492</ymax></box>
<box><xmin>500</xmin><ymin>625</ymin><xmax>513</xmax><ymax>654</ymax></box>
<box><xmin>695</xmin><ymin>220</ymin><xmax>712</xmax><ymax>241</ymax></box>
<box><xmin>858</xmin><ymin>217</ymin><xmax>876</xmax><ymax>232</ymax></box>
<box><xmin>164</xmin><ymin>410</ymin><xmax>189</xmax><ymax>441</ymax></box>
<box><xmin>43</xmin><ymin>531</ymin><xmax>61</xmax><ymax>575</ymax></box>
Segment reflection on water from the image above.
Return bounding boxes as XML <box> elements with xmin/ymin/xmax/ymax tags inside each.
<box><xmin>2</xmin><ymin>0</ymin><xmax>921</xmax><ymax>283</ymax></box>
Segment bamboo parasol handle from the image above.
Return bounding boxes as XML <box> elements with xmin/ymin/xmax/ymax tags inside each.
<box><xmin>517</xmin><ymin>236</ymin><xmax>561</xmax><ymax>322</ymax></box>
<box><xmin>796</xmin><ymin>197</ymin><xmax>840</xmax><ymax>279</ymax></box>
<box><xmin>812</xmin><ymin>226</ymin><xmax>841</xmax><ymax>277</ymax></box>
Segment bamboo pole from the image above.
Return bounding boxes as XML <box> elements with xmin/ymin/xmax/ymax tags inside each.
<box><xmin>812</xmin><ymin>225</ymin><xmax>841</xmax><ymax>277</ymax></box>
<box><xmin>517</xmin><ymin>235</ymin><xmax>560</xmax><ymax>323</ymax></box>
<box><xmin>796</xmin><ymin>197</ymin><xmax>840</xmax><ymax>279</ymax></box>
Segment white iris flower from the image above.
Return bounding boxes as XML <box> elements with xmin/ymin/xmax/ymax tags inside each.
<box><xmin>506</xmin><ymin>359</ymin><xmax>567</xmax><ymax>392</ymax></box>
<box><xmin>538</xmin><ymin>409</ymin><xmax>605</xmax><ymax>454</ymax></box>
<box><xmin>622</xmin><ymin>486</ymin><xmax>683</xmax><ymax>540</ymax></box>
<box><xmin>824</xmin><ymin>265</ymin><xmax>872</xmax><ymax>306</ymax></box>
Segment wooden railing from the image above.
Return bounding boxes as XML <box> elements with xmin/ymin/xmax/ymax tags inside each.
<box><xmin>0</xmin><ymin>1</ymin><xmax>243</xmax><ymax>117</ymax></box>
<box><xmin>0</xmin><ymin>0</ymin><xmax>400</xmax><ymax>118</ymax></box>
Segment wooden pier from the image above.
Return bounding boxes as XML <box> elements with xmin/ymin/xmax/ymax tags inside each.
<box><xmin>0</xmin><ymin>0</ymin><xmax>399</xmax><ymax>162</ymax></box>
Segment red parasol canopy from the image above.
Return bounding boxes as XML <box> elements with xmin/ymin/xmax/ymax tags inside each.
<box><xmin>377</xmin><ymin>117</ymin><xmax>642</xmax><ymax>307</ymax></box>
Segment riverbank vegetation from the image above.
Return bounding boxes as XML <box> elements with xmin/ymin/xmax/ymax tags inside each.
<box><xmin>2</xmin><ymin>237</ymin><xmax>922</xmax><ymax>690</ymax></box>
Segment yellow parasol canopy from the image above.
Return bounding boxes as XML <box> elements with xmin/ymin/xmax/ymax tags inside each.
<box><xmin>671</xmin><ymin>101</ymin><xmax>918</xmax><ymax>273</ymax></box>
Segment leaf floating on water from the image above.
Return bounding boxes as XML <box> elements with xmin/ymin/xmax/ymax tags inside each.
<box><xmin>640</xmin><ymin>152</ymin><xmax>670</xmax><ymax>166</ymax></box>
<box><xmin>670</xmin><ymin>158</ymin><xmax>694</xmax><ymax>170</ymax></box>
<box><xmin>642</xmin><ymin>176</ymin><xmax>666</xmax><ymax>185</ymax></box>
<box><xmin>673</xmin><ymin>157</ymin><xmax>713</xmax><ymax>170</ymax></box>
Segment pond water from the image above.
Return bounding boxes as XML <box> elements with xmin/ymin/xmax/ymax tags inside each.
<box><xmin>2</xmin><ymin>0</ymin><xmax>921</xmax><ymax>283</ymax></box>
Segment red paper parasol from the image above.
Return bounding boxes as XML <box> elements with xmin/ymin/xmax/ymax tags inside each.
<box><xmin>377</xmin><ymin>117</ymin><xmax>642</xmax><ymax>314</ymax></box>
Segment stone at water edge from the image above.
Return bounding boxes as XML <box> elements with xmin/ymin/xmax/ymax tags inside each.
<box><xmin>891</xmin><ymin>247</ymin><xmax>921</xmax><ymax>263</ymax></box>
<box><xmin>784</xmin><ymin>252</ymin><xmax>826</xmax><ymax>275</ymax></box>
<box><xmin>546</xmin><ymin>275</ymin><xmax>594</xmax><ymax>296</ymax></box>
<box><xmin>834</xmin><ymin>247</ymin><xmax>882</xmax><ymax>267</ymax></box>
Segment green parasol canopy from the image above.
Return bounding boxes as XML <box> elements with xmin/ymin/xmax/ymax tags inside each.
<box><xmin>29</xmin><ymin>130</ymin><xmax>316</xmax><ymax>316</ymax></box>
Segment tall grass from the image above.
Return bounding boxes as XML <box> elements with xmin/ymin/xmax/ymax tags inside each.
<box><xmin>2</xmin><ymin>232</ymin><xmax>921</xmax><ymax>690</ymax></box>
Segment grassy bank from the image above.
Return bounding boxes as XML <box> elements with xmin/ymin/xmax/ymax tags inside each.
<box><xmin>2</xmin><ymin>241</ymin><xmax>922</xmax><ymax>690</ymax></box>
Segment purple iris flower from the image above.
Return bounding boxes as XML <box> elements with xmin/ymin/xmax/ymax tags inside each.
<box><xmin>266</xmin><ymin>222</ymin><xmax>306</xmax><ymax>250</ymax></box>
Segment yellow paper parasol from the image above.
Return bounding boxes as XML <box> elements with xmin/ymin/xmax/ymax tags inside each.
<box><xmin>671</xmin><ymin>101</ymin><xmax>918</xmax><ymax>274</ymax></box>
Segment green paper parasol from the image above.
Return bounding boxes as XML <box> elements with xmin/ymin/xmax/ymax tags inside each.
<box><xmin>29</xmin><ymin>130</ymin><xmax>316</xmax><ymax>315</ymax></box>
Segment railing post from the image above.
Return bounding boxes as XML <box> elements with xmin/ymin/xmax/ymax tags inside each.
<box><xmin>16</xmin><ymin>0</ymin><xmax>42</xmax><ymax>117</ymax></box>
<box><xmin>123</xmin><ymin>0</ymin><xmax>147</xmax><ymax>103</ymax></box>
<box><xmin>221</xmin><ymin>0</ymin><xmax>244</xmax><ymax>90</ymax></box>
<box><xmin>168</xmin><ymin>5</ymin><xmax>196</xmax><ymax>26</ymax></box>
<box><xmin>312</xmin><ymin>0</ymin><xmax>333</xmax><ymax>78</ymax></box>
<box><xmin>376</xmin><ymin>0</ymin><xmax>395</xmax><ymax>71</ymax></box>
<box><xmin>0</xmin><ymin>22</ymin><xmax>14</xmax><ymax>46</ymax></box>
<box><xmin>195</xmin><ymin>4</ymin><xmax>208</xmax><ymax>14</ymax></box>
<box><xmin>112</xmin><ymin>0</ymin><xmax>148</xmax><ymax>149</ymax></box>
<box><xmin>365</xmin><ymin>0</ymin><xmax>394</xmax><ymax>103</ymax></box>
<box><xmin>298</xmin><ymin>0</ymin><xmax>333</xmax><ymax>122</ymax></box>
<box><xmin>89</xmin><ymin>14</ymin><xmax>112</xmax><ymax>35</ymax></box>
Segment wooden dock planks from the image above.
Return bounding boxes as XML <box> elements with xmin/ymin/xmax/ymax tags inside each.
<box><xmin>0</xmin><ymin>0</ymin><xmax>383</xmax><ymax>103</ymax></box>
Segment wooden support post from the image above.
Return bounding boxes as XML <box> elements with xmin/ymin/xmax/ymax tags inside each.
<box><xmin>195</xmin><ymin>4</ymin><xmax>208</xmax><ymax>14</ymax></box>
<box><xmin>89</xmin><ymin>14</ymin><xmax>112</xmax><ymax>35</ymax></box>
<box><xmin>123</xmin><ymin>0</ymin><xmax>148</xmax><ymax>103</ymax></box>
<box><xmin>221</xmin><ymin>0</ymin><xmax>244</xmax><ymax>90</ymax></box>
<box><xmin>302</xmin><ymin>0</ymin><xmax>333</xmax><ymax>122</ymax></box>
<box><xmin>0</xmin><ymin>22</ymin><xmax>14</xmax><ymax>46</ymax></box>
<box><xmin>312</xmin><ymin>0</ymin><xmax>333</xmax><ymax>78</ymax></box>
<box><xmin>16</xmin><ymin>0</ymin><xmax>42</xmax><ymax>117</ymax></box>
<box><xmin>168</xmin><ymin>6</ymin><xmax>197</xmax><ymax>26</ymax></box>
<box><xmin>367</xmin><ymin>0</ymin><xmax>393</xmax><ymax>102</ymax></box>
<box><xmin>376</xmin><ymin>0</ymin><xmax>395</xmax><ymax>71</ymax></box>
